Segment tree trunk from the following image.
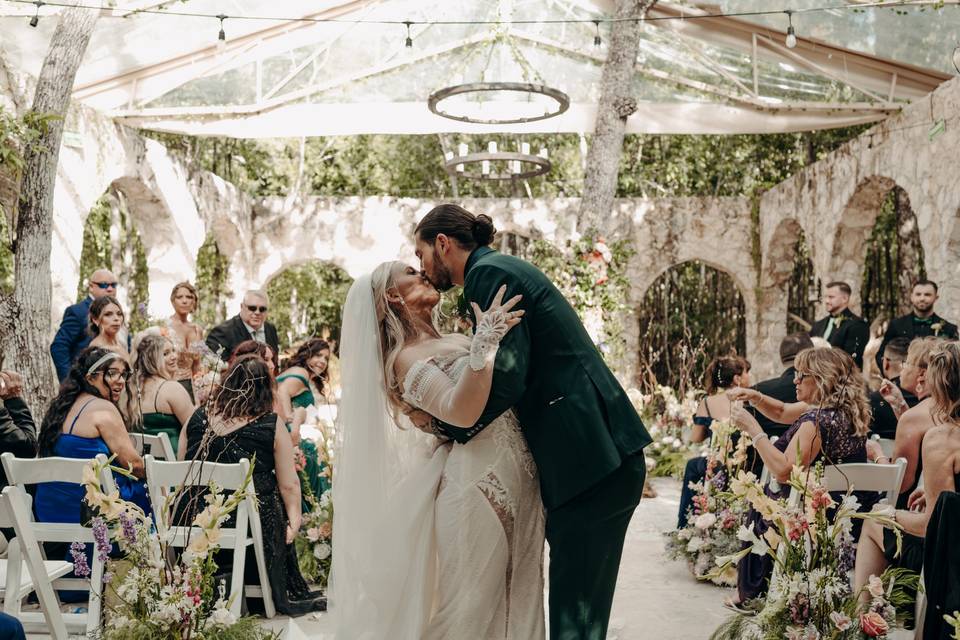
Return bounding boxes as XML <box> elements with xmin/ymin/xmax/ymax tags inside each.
<box><xmin>0</xmin><ymin>3</ymin><xmax>99</xmax><ymax>411</ymax></box>
<box><xmin>578</xmin><ymin>0</ymin><xmax>656</xmax><ymax>232</ymax></box>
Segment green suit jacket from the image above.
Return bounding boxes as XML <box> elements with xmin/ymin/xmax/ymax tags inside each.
<box><xmin>437</xmin><ymin>247</ymin><xmax>651</xmax><ymax>510</ymax></box>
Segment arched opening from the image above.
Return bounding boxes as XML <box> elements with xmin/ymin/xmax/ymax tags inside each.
<box><xmin>75</xmin><ymin>184</ymin><xmax>150</xmax><ymax>332</ymax></box>
<box><xmin>195</xmin><ymin>233</ymin><xmax>231</xmax><ymax>329</ymax></box>
<box><xmin>265</xmin><ymin>261</ymin><xmax>354</xmax><ymax>350</ymax></box>
<box><xmin>637</xmin><ymin>260</ymin><xmax>747</xmax><ymax>392</ymax></box>
<box><xmin>860</xmin><ymin>185</ymin><xmax>926</xmax><ymax>323</ymax></box>
<box><xmin>786</xmin><ymin>230</ymin><xmax>819</xmax><ymax>334</ymax></box>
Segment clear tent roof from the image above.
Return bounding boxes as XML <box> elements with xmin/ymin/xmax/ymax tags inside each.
<box><xmin>0</xmin><ymin>0</ymin><xmax>955</xmax><ymax>136</ymax></box>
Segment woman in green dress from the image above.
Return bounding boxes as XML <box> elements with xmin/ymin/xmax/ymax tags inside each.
<box><xmin>127</xmin><ymin>333</ymin><xmax>195</xmax><ymax>456</ymax></box>
<box><xmin>277</xmin><ymin>338</ymin><xmax>332</xmax><ymax>508</ymax></box>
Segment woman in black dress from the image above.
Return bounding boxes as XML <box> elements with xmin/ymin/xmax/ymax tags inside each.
<box><xmin>181</xmin><ymin>354</ymin><xmax>325</xmax><ymax>615</ymax></box>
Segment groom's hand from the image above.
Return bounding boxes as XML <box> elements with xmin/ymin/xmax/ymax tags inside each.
<box><xmin>406</xmin><ymin>409</ymin><xmax>434</xmax><ymax>433</ymax></box>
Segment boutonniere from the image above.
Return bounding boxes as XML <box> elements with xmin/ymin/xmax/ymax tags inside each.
<box><xmin>833</xmin><ymin>315</ymin><xmax>845</xmax><ymax>328</ymax></box>
<box><xmin>931</xmin><ymin>322</ymin><xmax>943</xmax><ymax>336</ymax></box>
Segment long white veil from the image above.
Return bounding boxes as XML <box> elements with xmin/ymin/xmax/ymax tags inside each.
<box><xmin>328</xmin><ymin>274</ymin><xmax>448</xmax><ymax>639</ymax></box>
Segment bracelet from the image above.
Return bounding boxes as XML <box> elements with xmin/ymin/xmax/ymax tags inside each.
<box><xmin>751</xmin><ymin>432</ymin><xmax>769</xmax><ymax>446</ymax></box>
<box><xmin>875</xmin><ymin>456</ymin><xmax>890</xmax><ymax>464</ymax></box>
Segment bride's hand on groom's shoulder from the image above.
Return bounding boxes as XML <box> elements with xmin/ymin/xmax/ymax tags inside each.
<box><xmin>471</xmin><ymin>284</ymin><xmax>524</xmax><ymax>333</ymax></box>
<box><xmin>405</xmin><ymin>408</ymin><xmax>434</xmax><ymax>433</ymax></box>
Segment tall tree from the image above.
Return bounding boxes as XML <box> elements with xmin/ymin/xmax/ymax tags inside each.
<box><xmin>579</xmin><ymin>0</ymin><xmax>656</xmax><ymax>231</ymax></box>
<box><xmin>0</xmin><ymin>3</ymin><xmax>99</xmax><ymax>409</ymax></box>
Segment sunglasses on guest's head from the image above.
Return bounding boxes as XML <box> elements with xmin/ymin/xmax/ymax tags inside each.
<box><xmin>246</xmin><ymin>305</ymin><xmax>268</xmax><ymax>313</ymax></box>
<box><xmin>93</xmin><ymin>281</ymin><xmax>118</xmax><ymax>290</ymax></box>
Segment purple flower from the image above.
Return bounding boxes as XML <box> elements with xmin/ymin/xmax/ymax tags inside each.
<box><xmin>119</xmin><ymin>512</ymin><xmax>137</xmax><ymax>546</ymax></box>
<box><xmin>788</xmin><ymin>592</ymin><xmax>811</xmax><ymax>626</ymax></box>
<box><xmin>70</xmin><ymin>542</ymin><xmax>91</xmax><ymax>578</ymax></box>
<box><xmin>710</xmin><ymin>469</ymin><xmax>728</xmax><ymax>492</ymax></box>
<box><xmin>92</xmin><ymin>517</ymin><xmax>110</xmax><ymax>563</ymax></box>
<box><xmin>838</xmin><ymin>539</ymin><xmax>856</xmax><ymax>574</ymax></box>
<box><xmin>137</xmin><ymin>302</ymin><xmax>148</xmax><ymax>316</ymax></box>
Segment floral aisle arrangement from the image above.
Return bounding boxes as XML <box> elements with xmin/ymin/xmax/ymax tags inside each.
<box><xmin>628</xmin><ymin>385</ymin><xmax>701</xmax><ymax>478</ymax></box>
<box><xmin>711</xmin><ymin>465</ymin><xmax>914</xmax><ymax>640</ymax></box>
<box><xmin>81</xmin><ymin>459</ymin><xmax>277</xmax><ymax>640</ymax></box>
<box><xmin>945</xmin><ymin>611</ymin><xmax>960</xmax><ymax>639</ymax></box>
<box><xmin>294</xmin><ymin>489</ymin><xmax>333</xmax><ymax>588</ymax></box>
<box><xmin>665</xmin><ymin>420</ymin><xmax>752</xmax><ymax>586</ymax></box>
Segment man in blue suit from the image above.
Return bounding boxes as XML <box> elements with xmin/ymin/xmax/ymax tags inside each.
<box><xmin>50</xmin><ymin>268</ymin><xmax>118</xmax><ymax>381</ymax></box>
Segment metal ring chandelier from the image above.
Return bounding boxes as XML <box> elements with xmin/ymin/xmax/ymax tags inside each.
<box><xmin>428</xmin><ymin>82</ymin><xmax>570</xmax><ymax>125</ymax></box>
<box><xmin>443</xmin><ymin>148</ymin><xmax>551</xmax><ymax>181</ymax></box>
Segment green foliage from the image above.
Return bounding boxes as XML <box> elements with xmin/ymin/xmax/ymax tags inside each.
<box><xmin>195</xmin><ymin>233</ymin><xmax>231</xmax><ymax>329</ymax></box>
<box><xmin>0</xmin><ymin>204</ymin><xmax>12</xmax><ymax>294</ymax></box>
<box><xmin>265</xmin><ymin>261</ymin><xmax>354</xmax><ymax>350</ymax></box>
<box><xmin>76</xmin><ymin>195</ymin><xmax>113</xmax><ymax>301</ymax></box>
<box><xmin>0</xmin><ymin>108</ymin><xmax>58</xmax><ymax>173</ymax></box>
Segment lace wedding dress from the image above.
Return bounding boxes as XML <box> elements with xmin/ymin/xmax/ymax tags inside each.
<box><xmin>402</xmin><ymin>334</ymin><xmax>546</xmax><ymax>640</ymax></box>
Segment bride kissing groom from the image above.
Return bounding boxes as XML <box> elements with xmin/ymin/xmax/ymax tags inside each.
<box><xmin>330</xmin><ymin>204</ymin><xmax>651</xmax><ymax>640</ymax></box>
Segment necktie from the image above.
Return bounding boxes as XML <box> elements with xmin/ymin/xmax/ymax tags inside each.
<box><xmin>251</xmin><ymin>328</ymin><xmax>265</xmax><ymax>343</ymax></box>
<box><xmin>822</xmin><ymin>317</ymin><xmax>836</xmax><ymax>342</ymax></box>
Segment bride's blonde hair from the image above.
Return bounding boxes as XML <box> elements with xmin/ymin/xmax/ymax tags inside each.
<box><xmin>794</xmin><ymin>348</ymin><xmax>871</xmax><ymax>436</ymax></box>
<box><xmin>371</xmin><ymin>261</ymin><xmax>441</xmax><ymax>415</ymax></box>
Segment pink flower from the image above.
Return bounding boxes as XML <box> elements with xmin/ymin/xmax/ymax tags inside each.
<box><xmin>319</xmin><ymin>522</ymin><xmax>332</xmax><ymax>538</ymax></box>
<box><xmin>785</xmin><ymin>513</ymin><xmax>810</xmax><ymax>541</ymax></box>
<box><xmin>830</xmin><ymin>611</ymin><xmax>852</xmax><ymax>631</ymax></box>
<box><xmin>810</xmin><ymin>486</ymin><xmax>834</xmax><ymax>511</ymax></box>
<box><xmin>860</xmin><ymin>611</ymin><xmax>889</xmax><ymax>637</ymax></box>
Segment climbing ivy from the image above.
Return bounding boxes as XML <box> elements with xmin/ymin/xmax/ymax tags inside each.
<box><xmin>265</xmin><ymin>262</ymin><xmax>354</xmax><ymax>351</ymax></box>
<box><xmin>195</xmin><ymin>233</ymin><xmax>231</xmax><ymax>330</ymax></box>
<box><xmin>0</xmin><ymin>205</ymin><xmax>11</xmax><ymax>294</ymax></box>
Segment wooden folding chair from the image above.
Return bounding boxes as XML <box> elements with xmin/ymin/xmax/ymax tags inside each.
<box><xmin>130</xmin><ymin>431</ymin><xmax>177</xmax><ymax>461</ymax></box>
<box><xmin>144</xmin><ymin>455</ymin><xmax>274</xmax><ymax>618</ymax></box>
<box><xmin>1</xmin><ymin>451</ymin><xmax>116</xmax><ymax>636</ymax></box>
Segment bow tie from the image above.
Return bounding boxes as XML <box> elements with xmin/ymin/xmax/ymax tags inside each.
<box><xmin>913</xmin><ymin>316</ymin><xmax>934</xmax><ymax>325</ymax></box>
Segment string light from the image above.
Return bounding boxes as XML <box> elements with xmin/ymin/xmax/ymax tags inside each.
<box><xmin>28</xmin><ymin>0</ymin><xmax>42</xmax><ymax>27</ymax></box>
<box><xmin>785</xmin><ymin>10</ymin><xmax>798</xmax><ymax>49</ymax></box>
<box><xmin>216</xmin><ymin>14</ymin><xmax>226</xmax><ymax>42</ymax></box>
<box><xmin>592</xmin><ymin>20</ymin><xmax>601</xmax><ymax>47</ymax></box>
<box><xmin>404</xmin><ymin>20</ymin><xmax>412</xmax><ymax>48</ymax></box>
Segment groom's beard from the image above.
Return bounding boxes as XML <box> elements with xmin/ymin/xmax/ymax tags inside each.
<box><xmin>428</xmin><ymin>256</ymin><xmax>455</xmax><ymax>292</ymax></box>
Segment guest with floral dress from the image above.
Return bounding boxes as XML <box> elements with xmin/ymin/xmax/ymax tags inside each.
<box><xmin>727</xmin><ymin>348</ymin><xmax>870</xmax><ymax>606</ymax></box>
<box><xmin>163</xmin><ymin>281</ymin><xmax>205</xmax><ymax>402</ymax></box>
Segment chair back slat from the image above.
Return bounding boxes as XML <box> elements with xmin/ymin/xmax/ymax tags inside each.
<box><xmin>1</xmin><ymin>452</ymin><xmax>115</xmax><ymax>495</ymax></box>
<box><xmin>130</xmin><ymin>432</ymin><xmax>176</xmax><ymax>461</ymax></box>
<box><xmin>144</xmin><ymin>455</ymin><xmax>249</xmax><ymax>491</ymax></box>
<box><xmin>821</xmin><ymin>458</ymin><xmax>907</xmax><ymax>505</ymax></box>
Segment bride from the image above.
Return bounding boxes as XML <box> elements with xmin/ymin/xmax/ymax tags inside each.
<box><xmin>329</xmin><ymin>262</ymin><xmax>546</xmax><ymax>639</ymax></box>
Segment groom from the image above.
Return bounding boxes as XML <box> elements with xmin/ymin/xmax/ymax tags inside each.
<box><xmin>413</xmin><ymin>204</ymin><xmax>651</xmax><ymax>640</ymax></box>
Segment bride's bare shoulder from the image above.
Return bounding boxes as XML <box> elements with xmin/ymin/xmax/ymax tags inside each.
<box><xmin>394</xmin><ymin>341</ymin><xmax>439</xmax><ymax>380</ymax></box>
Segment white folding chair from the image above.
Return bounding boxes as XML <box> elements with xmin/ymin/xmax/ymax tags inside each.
<box><xmin>144</xmin><ymin>455</ymin><xmax>274</xmax><ymax>618</ymax></box>
<box><xmin>870</xmin><ymin>434</ymin><xmax>896</xmax><ymax>459</ymax></box>
<box><xmin>0</xmin><ymin>485</ymin><xmax>73</xmax><ymax>639</ymax></box>
<box><xmin>821</xmin><ymin>458</ymin><xmax>907</xmax><ymax>505</ymax></box>
<box><xmin>130</xmin><ymin>431</ymin><xmax>177</xmax><ymax>461</ymax></box>
<box><xmin>758</xmin><ymin>436</ymin><xmax>779</xmax><ymax>487</ymax></box>
<box><xmin>1</xmin><ymin>451</ymin><xmax>116</xmax><ymax>636</ymax></box>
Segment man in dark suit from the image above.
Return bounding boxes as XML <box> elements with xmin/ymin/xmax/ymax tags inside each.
<box><xmin>205</xmin><ymin>290</ymin><xmax>280</xmax><ymax>361</ymax></box>
<box><xmin>414</xmin><ymin>204</ymin><xmax>651</xmax><ymax>640</ymax></box>
<box><xmin>49</xmin><ymin>268</ymin><xmax>118</xmax><ymax>382</ymax></box>
<box><xmin>749</xmin><ymin>332</ymin><xmax>814</xmax><ymax>439</ymax></box>
<box><xmin>809</xmin><ymin>280</ymin><xmax>870</xmax><ymax>368</ymax></box>
<box><xmin>877</xmin><ymin>279</ymin><xmax>958</xmax><ymax>369</ymax></box>
<box><xmin>0</xmin><ymin>371</ymin><xmax>36</xmax><ymax>491</ymax></box>
<box><xmin>868</xmin><ymin>337</ymin><xmax>919</xmax><ymax>439</ymax></box>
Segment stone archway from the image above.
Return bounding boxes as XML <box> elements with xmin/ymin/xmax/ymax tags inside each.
<box><xmin>264</xmin><ymin>259</ymin><xmax>354</xmax><ymax>350</ymax></box>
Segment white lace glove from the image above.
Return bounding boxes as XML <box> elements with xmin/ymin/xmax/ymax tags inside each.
<box><xmin>469</xmin><ymin>308</ymin><xmax>510</xmax><ymax>371</ymax></box>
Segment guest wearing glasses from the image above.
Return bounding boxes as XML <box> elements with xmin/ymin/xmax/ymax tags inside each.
<box><xmin>205</xmin><ymin>290</ymin><xmax>279</xmax><ymax>363</ymax></box>
<box><xmin>50</xmin><ymin>268</ymin><xmax>119</xmax><ymax>382</ymax></box>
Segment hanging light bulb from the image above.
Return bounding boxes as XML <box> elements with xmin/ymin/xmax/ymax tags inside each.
<box><xmin>29</xmin><ymin>0</ymin><xmax>43</xmax><ymax>28</ymax></box>
<box><xmin>784</xmin><ymin>10</ymin><xmax>798</xmax><ymax>49</ymax></box>
<box><xmin>592</xmin><ymin>20</ymin><xmax>602</xmax><ymax>48</ymax></box>
<box><xmin>216</xmin><ymin>14</ymin><xmax>227</xmax><ymax>51</ymax></box>
<box><xmin>404</xmin><ymin>21</ymin><xmax>413</xmax><ymax>48</ymax></box>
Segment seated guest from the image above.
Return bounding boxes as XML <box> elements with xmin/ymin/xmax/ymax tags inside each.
<box><xmin>0</xmin><ymin>612</ymin><xmax>25</xmax><ymax>640</ymax></box>
<box><xmin>728</xmin><ymin>348</ymin><xmax>870</xmax><ymax>605</ymax></box>
<box><xmin>50</xmin><ymin>268</ymin><xmax>117</xmax><ymax>382</ymax></box>
<box><xmin>229</xmin><ymin>339</ymin><xmax>278</xmax><ymax>376</ymax></box>
<box><xmin>676</xmin><ymin>356</ymin><xmax>751</xmax><ymax>528</ymax></box>
<box><xmin>867</xmin><ymin>337</ymin><xmax>917</xmax><ymax>439</ymax></box>
<box><xmin>164</xmin><ymin>281</ymin><xmax>206</xmax><ymax>402</ymax></box>
<box><xmin>180</xmin><ymin>356</ymin><xmax>325</xmax><ymax>615</ymax></box>
<box><xmin>861</xmin><ymin>316</ymin><xmax>889</xmax><ymax>391</ymax></box>
<box><xmin>205</xmin><ymin>290</ymin><xmax>279</xmax><ymax>364</ymax></box>
<box><xmin>748</xmin><ymin>332</ymin><xmax>814</xmax><ymax>439</ymax></box>
<box><xmin>88</xmin><ymin>296</ymin><xmax>130</xmax><ymax>360</ymax></box>
<box><xmin>127</xmin><ymin>334</ymin><xmax>194</xmax><ymax>456</ymax></box>
<box><xmin>277</xmin><ymin>338</ymin><xmax>333</xmax><ymax>506</ymax></box>
<box><xmin>809</xmin><ymin>281</ymin><xmax>870</xmax><ymax>368</ymax></box>
<box><xmin>877</xmin><ymin>279</ymin><xmax>959</xmax><ymax>368</ymax></box>
<box><xmin>853</xmin><ymin>341</ymin><xmax>960</xmax><ymax>606</ymax></box>
<box><xmin>0</xmin><ymin>371</ymin><xmax>37</xmax><ymax>490</ymax></box>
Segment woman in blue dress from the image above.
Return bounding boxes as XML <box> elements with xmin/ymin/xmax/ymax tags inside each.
<box><xmin>676</xmin><ymin>356</ymin><xmax>751</xmax><ymax>528</ymax></box>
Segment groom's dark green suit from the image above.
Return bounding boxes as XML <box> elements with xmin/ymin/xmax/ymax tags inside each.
<box><xmin>436</xmin><ymin>246</ymin><xmax>652</xmax><ymax>640</ymax></box>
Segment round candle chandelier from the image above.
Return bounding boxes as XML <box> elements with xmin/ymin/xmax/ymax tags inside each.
<box><xmin>442</xmin><ymin>141</ymin><xmax>551</xmax><ymax>181</ymax></box>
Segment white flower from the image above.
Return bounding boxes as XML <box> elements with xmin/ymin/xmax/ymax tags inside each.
<box><xmin>672</xmin><ymin>438</ymin><xmax>683</xmax><ymax>449</ymax></box>
<box><xmin>653</xmin><ymin>442</ymin><xmax>662</xmax><ymax>450</ymax></box>
<box><xmin>207</xmin><ymin>603</ymin><xmax>237</xmax><ymax>628</ymax></box>
<box><xmin>661</xmin><ymin>436</ymin><xmax>673</xmax><ymax>444</ymax></box>
<box><xmin>868</xmin><ymin>575</ymin><xmax>885</xmax><ymax>598</ymax></box>
<box><xmin>736</xmin><ymin>524</ymin><xmax>770</xmax><ymax>556</ymax></box>
<box><xmin>830</xmin><ymin>611</ymin><xmax>852</xmax><ymax>631</ymax></box>
<box><xmin>306</xmin><ymin>527</ymin><xmax>321</xmax><ymax>543</ymax></box>
<box><xmin>694</xmin><ymin>513</ymin><xmax>717</xmax><ymax>530</ymax></box>
<box><xmin>313</xmin><ymin>542</ymin><xmax>332</xmax><ymax>560</ymax></box>
<box><xmin>686</xmin><ymin>536</ymin><xmax>704</xmax><ymax>553</ymax></box>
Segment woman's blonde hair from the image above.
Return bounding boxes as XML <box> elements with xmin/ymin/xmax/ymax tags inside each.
<box><xmin>926</xmin><ymin>341</ymin><xmax>960</xmax><ymax>424</ymax></box>
<box><xmin>371</xmin><ymin>261</ymin><xmax>440</xmax><ymax>417</ymax></box>
<box><xmin>905</xmin><ymin>335</ymin><xmax>943</xmax><ymax>369</ymax></box>
<box><xmin>126</xmin><ymin>332</ymin><xmax>173</xmax><ymax>429</ymax></box>
<box><xmin>794</xmin><ymin>348</ymin><xmax>871</xmax><ymax>436</ymax></box>
<box><xmin>170</xmin><ymin>281</ymin><xmax>198</xmax><ymax>312</ymax></box>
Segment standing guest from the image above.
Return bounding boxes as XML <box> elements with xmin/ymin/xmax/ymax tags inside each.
<box><xmin>277</xmin><ymin>338</ymin><xmax>332</xmax><ymax>505</ymax></box>
<box><xmin>88</xmin><ymin>296</ymin><xmax>129</xmax><ymax>360</ymax></box>
<box><xmin>748</xmin><ymin>332</ymin><xmax>814</xmax><ymax>439</ymax></box>
<box><xmin>867</xmin><ymin>337</ymin><xmax>918</xmax><ymax>439</ymax></box>
<box><xmin>676</xmin><ymin>356</ymin><xmax>750</xmax><ymax>528</ymax></box>
<box><xmin>877</xmin><ymin>279</ymin><xmax>959</xmax><ymax>368</ymax></box>
<box><xmin>728</xmin><ymin>348</ymin><xmax>870</xmax><ymax>606</ymax></box>
<box><xmin>165</xmin><ymin>282</ymin><xmax>205</xmax><ymax>402</ymax></box>
<box><xmin>50</xmin><ymin>268</ymin><xmax>118</xmax><ymax>381</ymax></box>
<box><xmin>127</xmin><ymin>334</ymin><xmax>195</xmax><ymax>456</ymax></box>
<box><xmin>0</xmin><ymin>371</ymin><xmax>37</xmax><ymax>490</ymax></box>
<box><xmin>205</xmin><ymin>290</ymin><xmax>279</xmax><ymax>363</ymax></box>
<box><xmin>861</xmin><ymin>317</ymin><xmax>889</xmax><ymax>391</ymax></box>
<box><xmin>809</xmin><ymin>281</ymin><xmax>870</xmax><ymax>368</ymax></box>
<box><xmin>180</xmin><ymin>356</ymin><xmax>325</xmax><ymax>615</ymax></box>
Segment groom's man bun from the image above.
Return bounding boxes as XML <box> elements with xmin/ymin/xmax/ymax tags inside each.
<box><xmin>416</xmin><ymin>203</ymin><xmax>497</xmax><ymax>249</ymax></box>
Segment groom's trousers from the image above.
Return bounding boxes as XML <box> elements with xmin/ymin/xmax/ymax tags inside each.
<box><xmin>545</xmin><ymin>451</ymin><xmax>646</xmax><ymax>640</ymax></box>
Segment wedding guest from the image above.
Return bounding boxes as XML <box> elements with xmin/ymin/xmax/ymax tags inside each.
<box><xmin>164</xmin><ymin>281</ymin><xmax>205</xmax><ymax>401</ymax></box>
<box><xmin>747</xmin><ymin>332</ymin><xmax>814</xmax><ymax>439</ymax></box>
<box><xmin>228</xmin><ymin>340</ymin><xmax>278</xmax><ymax>375</ymax></box>
<box><xmin>866</xmin><ymin>337</ymin><xmax>917</xmax><ymax>439</ymax></box>
<box><xmin>0</xmin><ymin>371</ymin><xmax>37</xmax><ymax>490</ymax></box>
<box><xmin>861</xmin><ymin>316</ymin><xmax>889</xmax><ymax>391</ymax></box>
<box><xmin>0</xmin><ymin>612</ymin><xmax>25</xmax><ymax>640</ymax></box>
<box><xmin>728</xmin><ymin>348</ymin><xmax>870</xmax><ymax>605</ymax></box>
<box><xmin>277</xmin><ymin>338</ymin><xmax>332</xmax><ymax>505</ymax></box>
<box><xmin>853</xmin><ymin>340</ymin><xmax>960</xmax><ymax>607</ymax></box>
<box><xmin>180</xmin><ymin>355</ymin><xmax>325</xmax><ymax>615</ymax></box>
<box><xmin>877</xmin><ymin>279</ymin><xmax>958</xmax><ymax>368</ymax></box>
<box><xmin>676</xmin><ymin>356</ymin><xmax>750</xmax><ymax>528</ymax></box>
<box><xmin>205</xmin><ymin>290</ymin><xmax>279</xmax><ymax>362</ymax></box>
<box><xmin>809</xmin><ymin>281</ymin><xmax>870</xmax><ymax>368</ymax></box>
<box><xmin>88</xmin><ymin>296</ymin><xmax>130</xmax><ymax>360</ymax></box>
<box><xmin>127</xmin><ymin>334</ymin><xmax>195</xmax><ymax>456</ymax></box>
<box><xmin>50</xmin><ymin>268</ymin><xmax>117</xmax><ymax>381</ymax></box>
